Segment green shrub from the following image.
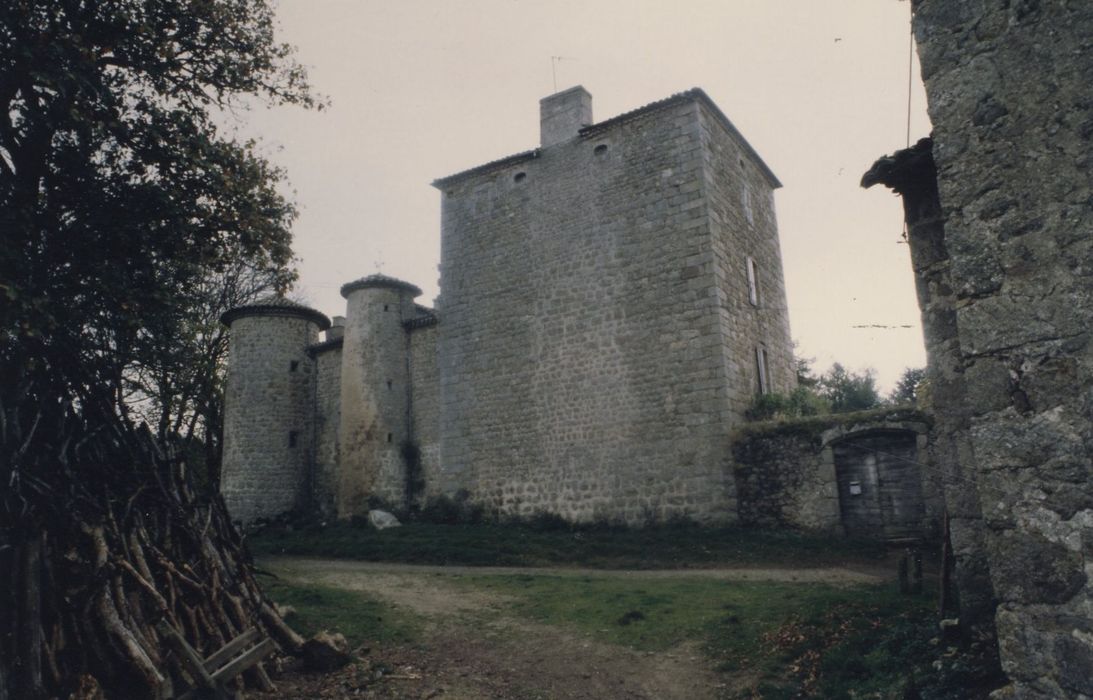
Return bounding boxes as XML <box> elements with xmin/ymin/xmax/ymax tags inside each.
<box><xmin>746</xmin><ymin>386</ymin><xmax>830</xmax><ymax>421</ymax></box>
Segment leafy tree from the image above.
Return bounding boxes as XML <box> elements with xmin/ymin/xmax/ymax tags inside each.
<box><xmin>124</xmin><ymin>259</ymin><xmax>289</xmax><ymax>486</ymax></box>
<box><xmin>0</xmin><ymin>1</ymin><xmax>316</xmax><ymax>696</ymax></box>
<box><xmin>889</xmin><ymin>367</ymin><xmax>927</xmax><ymax>406</ymax></box>
<box><xmin>817</xmin><ymin>363</ymin><xmax>882</xmax><ymax>413</ymax></box>
<box><xmin>794</xmin><ymin>346</ymin><xmax>821</xmax><ymax>388</ymax></box>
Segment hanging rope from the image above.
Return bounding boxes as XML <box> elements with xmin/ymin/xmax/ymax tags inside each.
<box><xmin>906</xmin><ymin>8</ymin><xmax>915</xmax><ymax>147</ymax></box>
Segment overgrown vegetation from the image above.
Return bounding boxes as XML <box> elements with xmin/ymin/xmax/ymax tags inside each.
<box><xmin>249</xmin><ymin>519</ymin><xmax>888</xmax><ymax>569</ymax></box>
<box><xmin>748</xmin><ymin>358</ymin><xmax>927</xmax><ymax>421</ymax></box>
<box><xmin>0</xmin><ymin>1</ymin><xmax>317</xmax><ymax>696</ymax></box>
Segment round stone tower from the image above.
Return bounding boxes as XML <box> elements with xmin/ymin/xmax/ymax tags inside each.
<box><xmin>336</xmin><ymin>274</ymin><xmax>422</xmax><ymax>518</ymax></box>
<box><xmin>220</xmin><ymin>296</ymin><xmax>330</xmax><ymax>524</ymax></box>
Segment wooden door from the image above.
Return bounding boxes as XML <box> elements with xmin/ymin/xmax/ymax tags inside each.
<box><xmin>833</xmin><ymin>431</ymin><xmax>925</xmax><ymax>538</ymax></box>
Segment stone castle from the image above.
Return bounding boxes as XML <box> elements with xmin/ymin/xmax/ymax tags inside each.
<box><xmin>220</xmin><ymin>6</ymin><xmax>1093</xmax><ymax>691</ymax></box>
<box><xmin>220</xmin><ymin>86</ymin><xmax>798</xmax><ymax>525</ymax></box>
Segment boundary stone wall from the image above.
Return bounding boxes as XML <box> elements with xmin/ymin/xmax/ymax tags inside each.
<box><xmin>732</xmin><ymin>409</ymin><xmax>941</xmax><ymax>535</ymax></box>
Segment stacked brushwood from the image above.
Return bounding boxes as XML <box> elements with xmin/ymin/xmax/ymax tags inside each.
<box><xmin>0</xmin><ymin>399</ymin><xmax>304</xmax><ymax>699</ymax></box>
<box><xmin>1</xmin><ymin>2</ymin><xmax>323</xmax><ymax>695</ymax></box>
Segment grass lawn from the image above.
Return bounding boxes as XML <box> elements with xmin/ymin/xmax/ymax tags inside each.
<box><xmin>260</xmin><ymin>574</ymin><xmax>420</xmax><ymax>647</ymax></box>
<box><xmin>259</xmin><ymin>566</ymin><xmax>980</xmax><ymax>699</ymax></box>
<box><xmin>455</xmin><ymin>573</ymin><xmax>945</xmax><ymax>697</ymax></box>
<box><xmin>253</xmin><ymin>521</ymin><xmax>998</xmax><ymax>698</ymax></box>
<box><xmin>248</xmin><ymin>519</ymin><xmax>889</xmax><ymax>569</ymax></box>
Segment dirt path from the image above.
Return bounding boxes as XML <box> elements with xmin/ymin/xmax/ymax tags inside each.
<box><xmin>258</xmin><ymin>558</ymin><xmax>890</xmax><ymax>699</ymax></box>
<box><xmin>263</xmin><ymin>556</ymin><xmax>888</xmax><ymax>586</ymax></box>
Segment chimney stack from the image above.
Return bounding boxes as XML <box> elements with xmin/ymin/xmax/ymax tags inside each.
<box><xmin>540</xmin><ymin>86</ymin><xmax>592</xmax><ymax>148</ymax></box>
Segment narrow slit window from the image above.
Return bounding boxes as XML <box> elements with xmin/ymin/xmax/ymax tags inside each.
<box><xmin>288</xmin><ymin>431</ymin><xmax>298</xmax><ymax>448</ymax></box>
<box><xmin>746</xmin><ymin>257</ymin><xmax>759</xmax><ymax>306</ymax></box>
<box><xmin>386</xmin><ymin>380</ymin><xmax>392</xmax><ymax>390</ymax></box>
<box><xmin>756</xmin><ymin>346</ymin><xmax>770</xmax><ymax>395</ymax></box>
<box><xmin>386</xmin><ymin>432</ymin><xmax>393</xmax><ymax>443</ymax></box>
<box><xmin>289</xmin><ymin>360</ymin><xmax>299</xmax><ymax>372</ymax></box>
<box><xmin>742</xmin><ymin>184</ymin><xmax>754</xmax><ymax>225</ymax></box>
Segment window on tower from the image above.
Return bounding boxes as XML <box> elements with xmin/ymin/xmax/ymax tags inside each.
<box><xmin>756</xmin><ymin>346</ymin><xmax>771</xmax><ymax>395</ymax></box>
<box><xmin>746</xmin><ymin>257</ymin><xmax>759</xmax><ymax>306</ymax></box>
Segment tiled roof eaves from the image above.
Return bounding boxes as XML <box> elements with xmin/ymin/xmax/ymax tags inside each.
<box><xmin>403</xmin><ymin>306</ymin><xmax>438</xmax><ymax>330</ymax></box>
<box><xmin>307</xmin><ymin>336</ymin><xmax>344</xmax><ymax>356</ymax></box>
<box><xmin>430</xmin><ymin>89</ymin><xmax>780</xmax><ymax>190</ymax></box>
<box><xmin>432</xmin><ymin>149</ymin><xmax>540</xmax><ymax>189</ymax></box>
<box><xmin>220</xmin><ymin>303</ymin><xmax>331</xmax><ymax>330</ymax></box>
<box><xmin>579</xmin><ymin>88</ymin><xmax>781</xmax><ymax>189</ymax></box>
<box><xmin>340</xmin><ymin>274</ymin><xmax>423</xmax><ymax>299</ymax></box>
<box><xmin>404</xmin><ymin>316</ymin><xmax>439</xmax><ymax>330</ymax></box>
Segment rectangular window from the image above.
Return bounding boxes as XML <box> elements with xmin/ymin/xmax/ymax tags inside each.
<box><xmin>742</xmin><ymin>184</ymin><xmax>754</xmax><ymax>225</ymax></box>
<box><xmin>746</xmin><ymin>257</ymin><xmax>759</xmax><ymax>306</ymax></box>
<box><xmin>756</xmin><ymin>346</ymin><xmax>770</xmax><ymax>395</ymax></box>
<box><xmin>288</xmin><ymin>430</ymin><xmax>298</xmax><ymax>448</ymax></box>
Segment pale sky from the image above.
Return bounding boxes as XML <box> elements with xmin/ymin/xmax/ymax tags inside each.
<box><xmin>242</xmin><ymin>0</ymin><xmax>930</xmax><ymax>393</ymax></box>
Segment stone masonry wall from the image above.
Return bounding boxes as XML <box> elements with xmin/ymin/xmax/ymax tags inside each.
<box><xmin>732</xmin><ymin>409</ymin><xmax>940</xmax><ymax>534</ymax></box>
<box><xmin>220</xmin><ymin>314</ymin><xmax>319</xmax><ymax>523</ymax></box>
<box><xmin>863</xmin><ymin>140</ymin><xmax>998</xmax><ymax>641</ymax></box>
<box><xmin>435</xmin><ymin>92</ymin><xmax>791</xmax><ymax>524</ymax></box>
<box><xmin>732</xmin><ymin>423</ymin><xmax>838</xmax><ymax>531</ymax></box>
<box><xmin>913</xmin><ymin>3</ymin><xmax>1093</xmax><ymax>696</ymax></box>
<box><xmin>338</xmin><ymin>284</ymin><xmax>417</xmax><ymax>516</ymax></box>
<box><xmin>408</xmin><ymin>323</ymin><xmax>441</xmax><ymax>501</ymax></box>
<box><xmin>311</xmin><ymin>342</ymin><xmax>342</xmax><ymax>519</ymax></box>
<box><xmin>697</xmin><ymin>100</ymin><xmax>796</xmax><ymax>415</ymax></box>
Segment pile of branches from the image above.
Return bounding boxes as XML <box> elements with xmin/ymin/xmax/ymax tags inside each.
<box><xmin>0</xmin><ymin>400</ymin><xmax>303</xmax><ymax>699</ymax></box>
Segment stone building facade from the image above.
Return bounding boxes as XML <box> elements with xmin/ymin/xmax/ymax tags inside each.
<box><xmin>220</xmin><ymin>87</ymin><xmax>797</xmax><ymax>526</ymax></box>
<box><xmin>862</xmin><ymin>3</ymin><xmax>1093</xmax><ymax>696</ymax></box>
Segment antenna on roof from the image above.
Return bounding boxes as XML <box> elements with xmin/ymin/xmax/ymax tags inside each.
<box><xmin>550</xmin><ymin>56</ymin><xmax>577</xmax><ymax>93</ymax></box>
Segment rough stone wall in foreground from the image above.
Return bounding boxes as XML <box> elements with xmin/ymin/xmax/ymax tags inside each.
<box><xmin>913</xmin><ymin>2</ymin><xmax>1093</xmax><ymax>696</ymax></box>
<box><xmin>220</xmin><ymin>315</ymin><xmax>321</xmax><ymax>523</ymax></box>
<box><xmin>862</xmin><ymin>139</ymin><xmax>999</xmax><ymax>638</ymax></box>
